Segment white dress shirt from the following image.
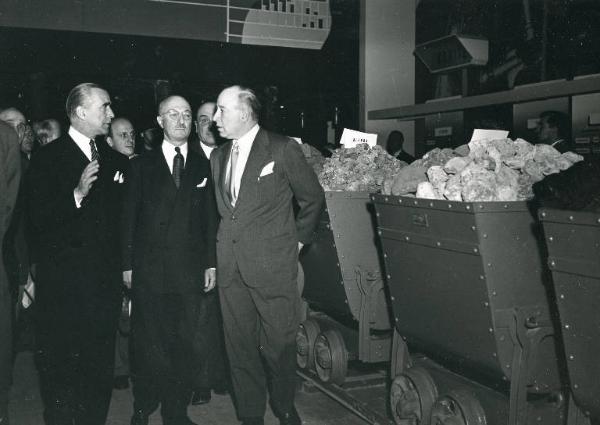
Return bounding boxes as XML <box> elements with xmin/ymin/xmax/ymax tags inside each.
<box><xmin>69</xmin><ymin>126</ymin><xmax>96</xmax><ymax>161</ymax></box>
<box><xmin>227</xmin><ymin>124</ymin><xmax>260</xmax><ymax>198</ymax></box>
<box><xmin>200</xmin><ymin>142</ymin><xmax>215</xmax><ymax>160</ymax></box>
<box><xmin>69</xmin><ymin>126</ymin><xmax>98</xmax><ymax>207</ymax></box>
<box><xmin>162</xmin><ymin>140</ymin><xmax>188</xmax><ymax>174</ymax></box>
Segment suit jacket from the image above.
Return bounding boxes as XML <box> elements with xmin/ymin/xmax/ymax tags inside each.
<box><xmin>27</xmin><ymin>133</ymin><xmax>126</xmax><ymax>313</ymax></box>
<box><xmin>122</xmin><ymin>147</ymin><xmax>218</xmax><ymax>294</ymax></box>
<box><xmin>0</xmin><ymin>122</ymin><xmax>21</xmax><ymax>292</ymax></box>
<box><xmin>211</xmin><ymin>128</ymin><xmax>324</xmax><ymax>288</ymax></box>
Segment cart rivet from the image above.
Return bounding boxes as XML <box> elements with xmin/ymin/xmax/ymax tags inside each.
<box><xmin>384</xmin><ymin>197</ymin><xmax>389</xmax><ymax>202</ymax></box>
<box><xmin>550</xmin><ymin>260</ymin><xmax>556</xmax><ymax>267</ymax></box>
<box><xmin>336</xmin><ymin>233</ymin><xmax>340</xmax><ymax>238</ymax></box>
<box><xmin>479</xmin><ymin>275</ymin><xmax>484</xmax><ymax>280</ymax></box>
<box><xmin>597</xmin><ymin>218</ymin><xmax>600</xmax><ymax>224</ymax></box>
<box><xmin>541</xmin><ymin>212</ymin><xmax>546</xmax><ymax>218</ymax></box>
<box><xmin>466</xmin><ymin>205</ymin><xmax>471</xmax><ymax>210</ymax></box>
<box><xmin>499</xmin><ymin>335</ymin><xmax>504</xmax><ymax>341</ymax></box>
<box><xmin>564</xmin><ymin>324</ymin><xmax>570</xmax><ymax>329</ymax></box>
<box><xmin>536</xmin><ymin>417</ymin><xmax>542</xmax><ymax>422</ymax></box>
<box><xmin>399</xmin><ymin>198</ymin><xmax>402</xmax><ymax>203</ymax></box>
<box><xmin>502</xmin><ymin>376</ymin><xmax>508</xmax><ymax>381</ymax></box>
<box><xmin>559</xmin><ymin>294</ymin><xmax>565</xmax><ymax>299</ymax></box>
<box><xmin>488</xmin><ymin>328</ymin><xmax>493</xmax><ymax>333</ymax></box>
<box><xmin>492</xmin><ymin>352</ymin><xmax>497</xmax><ymax>357</ymax></box>
<box><xmin>395</xmin><ymin>318</ymin><xmax>399</xmax><ymax>322</ymax></box>
<box><xmin>378</xmin><ymin>230</ymin><xmax>382</xmax><ymax>236</ymax></box>
<box><xmin>471</xmin><ymin>226</ymin><xmax>476</xmax><ymax>231</ymax></box>
<box><xmin>569</xmin><ymin>355</ymin><xmax>574</xmax><ymax>360</ymax></box>
<box><xmin>387</xmin><ymin>275</ymin><xmax>391</xmax><ymax>280</ymax></box>
<box><xmin>336</xmin><ymin>263</ymin><xmax>339</xmax><ymax>267</ymax></box>
<box><xmin>484</xmin><ymin>302</ymin><xmax>489</xmax><ymax>307</ymax></box>
<box><xmin>548</xmin><ymin>236</ymin><xmax>553</xmax><ymax>242</ymax></box>
<box><xmin>390</xmin><ymin>296</ymin><xmax>395</xmax><ymax>301</ymax></box>
<box><xmin>503</xmin><ymin>204</ymin><xmax>508</xmax><ymax>209</ymax></box>
<box><xmin>376</xmin><ymin>212</ymin><xmax>380</xmax><ymax>217</ymax></box>
<box><xmin>487</xmin><ymin>263</ymin><xmax>492</xmax><ymax>267</ymax></box>
<box><xmin>344</xmin><ymin>300</ymin><xmax>348</xmax><ymax>304</ymax></box>
<box><xmin>413</xmin><ymin>200</ymin><xmax>418</xmax><ymax>205</ymax></box>
<box><xmin>405</xmin><ymin>236</ymin><xmax>410</xmax><ymax>241</ymax></box>
<box><xmin>483</xmin><ymin>234</ymin><xmax>487</xmax><ymax>238</ymax></box>
<box><xmin>573</xmin><ymin>384</ymin><xmax>579</xmax><ymax>389</ymax></box>
<box><xmin>506</xmin><ymin>364</ymin><xmax>510</xmax><ymax>368</ymax></box>
<box><xmin>479</xmin><ymin>204</ymin><xmax>484</xmax><ymax>209</ymax></box>
<box><xmin>436</xmin><ymin>242</ymin><xmax>441</xmax><ymax>247</ymax></box>
<box><xmin>473</xmin><ymin>248</ymin><xmax>478</xmax><ymax>253</ymax></box>
<box><xmin>569</xmin><ymin>215</ymin><xmax>574</xmax><ymax>221</ymax></box>
<box><xmin>447</xmin><ymin>204</ymin><xmax>452</xmax><ymax>209</ymax></box>
<box><xmin>383</xmin><ymin>253</ymin><xmax>387</xmax><ymax>258</ymax></box>
<box><xmin>341</xmin><ymin>255</ymin><xmax>344</xmax><ymax>259</ymax></box>
<box><xmin>492</xmin><ymin>291</ymin><xmax>497</xmax><ymax>296</ymax></box>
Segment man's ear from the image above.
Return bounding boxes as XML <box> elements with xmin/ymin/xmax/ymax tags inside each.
<box><xmin>106</xmin><ymin>136</ymin><xmax>114</xmax><ymax>148</ymax></box>
<box><xmin>156</xmin><ymin>116</ymin><xmax>164</xmax><ymax>129</ymax></box>
<box><xmin>75</xmin><ymin>105</ymin><xmax>86</xmax><ymax>120</ymax></box>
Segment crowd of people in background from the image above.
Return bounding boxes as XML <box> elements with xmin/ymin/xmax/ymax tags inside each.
<box><xmin>0</xmin><ymin>82</ymin><xmax>325</xmax><ymax>425</ymax></box>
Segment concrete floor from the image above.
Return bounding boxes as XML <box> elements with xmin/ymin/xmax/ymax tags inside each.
<box><xmin>8</xmin><ymin>351</ymin><xmax>371</xmax><ymax>425</ymax></box>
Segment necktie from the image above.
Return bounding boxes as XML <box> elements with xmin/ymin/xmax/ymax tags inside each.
<box><xmin>227</xmin><ymin>142</ymin><xmax>239</xmax><ymax>206</ymax></box>
<box><xmin>173</xmin><ymin>146</ymin><xmax>184</xmax><ymax>188</ymax></box>
<box><xmin>90</xmin><ymin>140</ymin><xmax>100</xmax><ymax>162</ymax></box>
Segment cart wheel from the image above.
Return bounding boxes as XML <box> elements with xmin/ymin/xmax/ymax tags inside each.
<box><xmin>429</xmin><ymin>390</ymin><xmax>486</xmax><ymax>425</ymax></box>
<box><xmin>390</xmin><ymin>366</ymin><xmax>438</xmax><ymax>425</ymax></box>
<box><xmin>296</xmin><ymin>319</ymin><xmax>320</xmax><ymax>369</ymax></box>
<box><xmin>314</xmin><ymin>329</ymin><xmax>348</xmax><ymax>385</ymax></box>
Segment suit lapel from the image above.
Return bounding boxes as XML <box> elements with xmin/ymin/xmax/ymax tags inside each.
<box><xmin>235</xmin><ymin>129</ymin><xmax>270</xmax><ymax>209</ymax></box>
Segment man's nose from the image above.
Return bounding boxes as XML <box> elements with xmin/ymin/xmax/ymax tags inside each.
<box><xmin>107</xmin><ymin>106</ymin><xmax>115</xmax><ymax>119</ymax></box>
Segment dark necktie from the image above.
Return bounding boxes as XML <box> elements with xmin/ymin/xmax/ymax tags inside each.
<box><xmin>90</xmin><ymin>139</ymin><xmax>100</xmax><ymax>162</ymax></box>
<box><xmin>173</xmin><ymin>146</ymin><xmax>184</xmax><ymax>188</ymax></box>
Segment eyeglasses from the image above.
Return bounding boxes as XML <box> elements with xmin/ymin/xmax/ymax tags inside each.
<box><xmin>161</xmin><ymin>109</ymin><xmax>193</xmax><ymax>122</ymax></box>
<box><xmin>197</xmin><ymin>116</ymin><xmax>212</xmax><ymax>126</ymax></box>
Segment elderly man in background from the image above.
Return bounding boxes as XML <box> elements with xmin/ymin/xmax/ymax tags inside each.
<box><xmin>107</xmin><ymin>117</ymin><xmax>137</xmax><ymax>159</ymax></box>
<box><xmin>34</xmin><ymin>119</ymin><xmax>62</xmax><ymax>147</ymax></box>
<box><xmin>210</xmin><ymin>85</ymin><xmax>324</xmax><ymax>425</ymax></box>
<box><xmin>27</xmin><ymin>83</ymin><xmax>125</xmax><ymax>425</ymax></box>
<box><xmin>0</xmin><ymin>121</ymin><xmax>21</xmax><ymax>425</ymax></box>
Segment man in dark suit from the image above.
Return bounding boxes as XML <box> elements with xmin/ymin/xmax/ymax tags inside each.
<box><xmin>0</xmin><ymin>121</ymin><xmax>21</xmax><ymax>425</ymax></box>
<box><xmin>27</xmin><ymin>83</ymin><xmax>126</xmax><ymax>425</ymax></box>
<box><xmin>188</xmin><ymin>100</ymin><xmax>230</xmax><ymax>405</ymax></box>
<box><xmin>122</xmin><ymin>95</ymin><xmax>218</xmax><ymax>425</ymax></box>
<box><xmin>210</xmin><ymin>85</ymin><xmax>324</xmax><ymax>425</ymax></box>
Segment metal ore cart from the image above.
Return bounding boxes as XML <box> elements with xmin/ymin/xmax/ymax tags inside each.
<box><xmin>540</xmin><ymin>208</ymin><xmax>600</xmax><ymax>425</ymax></box>
<box><xmin>297</xmin><ymin>191</ymin><xmax>393</xmax><ymax>386</ymax></box>
<box><xmin>372</xmin><ymin>194</ymin><xmax>566</xmax><ymax>425</ymax></box>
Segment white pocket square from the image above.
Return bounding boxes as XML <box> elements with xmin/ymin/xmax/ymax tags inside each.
<box><xmin>113</xmin><ymin>171</ymin><xmax>125</xmax><ymax>183</ymax></box>
<box><xmin>259</xmin><ymin>161</ymin><xmax>275</xmax><ymax>177</ymax></box>
<box><xmin>196</xmin><ymin>178</ymin><xmax>207</xmax><ymax>188</ymax></box>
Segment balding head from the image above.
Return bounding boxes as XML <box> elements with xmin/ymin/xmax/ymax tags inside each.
<box><xmin>214</xmin><ymin>85</ymin><xmax>261</xmax><ymax>140</ymax></box>
<box><xmin>0</xmin><ymin>107</ymin><xmax>26</xmax><ymax>130</ymax></box>
<box><xmin>107</xmin><ymin>117</ymin><xmax>136</xmax><ymax>157</ymax></box>
<box><xmin>156</xmin><ymin>96</ymin><xmax>192</xmax><ymax>146</ymax></box>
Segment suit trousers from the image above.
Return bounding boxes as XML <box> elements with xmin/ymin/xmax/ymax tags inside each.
<box><xmin>0</xmin><ymin>273</ymin><xmax>11</xmax><ymax>420</ymax></box>
<box><xmin>191</xmin><ymin>291</ymin><xmax>229</xmax><ymax>391</ymax></box>
<box><xmin>219</xmin><ymin>266</ymin><xmax>301</xmax><ymax>419</ymax></box>
<box><xmin>131</xmin><ymin>290</ymin><xmax>204</xmax><ymax>421</ymax></box>
<box><xmin>35</xmin><ymin>274</ymin><xmax>120</xmax><ymax>425</ymax></box>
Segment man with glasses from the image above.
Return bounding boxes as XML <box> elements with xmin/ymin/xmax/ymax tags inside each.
<box><xmin>107</xmin><ymin>117</ymin><xmax>137</xmax><ymax>159</ymax></box>
<box><xmin>122</xmin><ymin>95</ymin><xmax>218</xmax><ymax>425</ymax></box>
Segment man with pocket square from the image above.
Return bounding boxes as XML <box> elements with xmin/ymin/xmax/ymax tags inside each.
<box><xmin>210</xmin><ymin>85</ymin><xmax>324</xmax><ymax>425</ymax></box>
<box><xmin>122</xmin><ymin>95</ymin><xmax>218</xmax><ymax>425</ymax></box>
<box><xmin>27</xmin><ymin>83</ymin><xmax>126</xmax><ymax>425</ymax></box>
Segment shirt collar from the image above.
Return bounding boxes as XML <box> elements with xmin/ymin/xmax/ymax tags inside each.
<box><xmin>68</xmin><ymin>126</ymin><xmax>95</xmax><ymax>160</ymax></box>
<box><xmin>235</xmin><ymin>124</ymin><xmax>260</xmax><ymax>148</ymax></box>
<box><xmin>162</xmin><ymin>140</ymin><xmax>188</xmax><ymax>158</ymax></box>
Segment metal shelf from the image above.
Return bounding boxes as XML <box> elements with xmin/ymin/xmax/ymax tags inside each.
<box><xmin>368</xmin><ymin>75</ymin><xmax>600</xmax><ymax>121</ymax></box>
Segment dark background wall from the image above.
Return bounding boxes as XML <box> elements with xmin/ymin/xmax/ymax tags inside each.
<box><xmin>0</xmin><ymin>0</ymin><xmax>358</xmax><ymax>149</ymax></box>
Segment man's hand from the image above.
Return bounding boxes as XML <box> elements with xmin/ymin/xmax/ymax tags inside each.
<box><xmin>75</xmin><ymin>160</ymin><xmax>100</xmax><ymax>199</ymax></box>
<box><xmin>123</xmin><ymin>270</ymin><xmax>132</xmax><ymax>289</ymax></box>
<box><xmin>204</xmin><ymin>268</ymin><xmax>216</xmax><ymax>292</ymax></box>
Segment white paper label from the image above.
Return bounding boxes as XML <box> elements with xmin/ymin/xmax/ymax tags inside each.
<box><xmin>470</xmin><ymin>128</ymin><xmax>509</xmax><ymax>142</ymax></box>
<box><xmin>339</xmin><ymin>128</ymin><xmax>377</xmax><ymax>148</ymax></box>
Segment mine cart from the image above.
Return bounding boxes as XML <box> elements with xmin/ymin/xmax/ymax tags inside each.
<box><xmin>297</xmin><ymin>191</ymin><xmax>393</xmax><ymax>385</ymax></box>
<box><xmin>371</xmin><ymin>194</ymin><xmax>565</xmax><ymax>425</ymax></box>
<box><xmin>539</xmin><ymin>208</ymin><xmax>600</xmax><ymax>425</ymax></box>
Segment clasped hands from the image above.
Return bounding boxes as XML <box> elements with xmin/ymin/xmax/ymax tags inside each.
<box><xmin>122</xmin><ymin>268</ymin><xmax>216</xmax><ymax>292</ymax></box>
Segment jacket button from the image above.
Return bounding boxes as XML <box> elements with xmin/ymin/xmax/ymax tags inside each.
<box><xmin>232</xmin><ymin>239</ymin><xmax>237</xmax><ymax>244</ymax></box>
